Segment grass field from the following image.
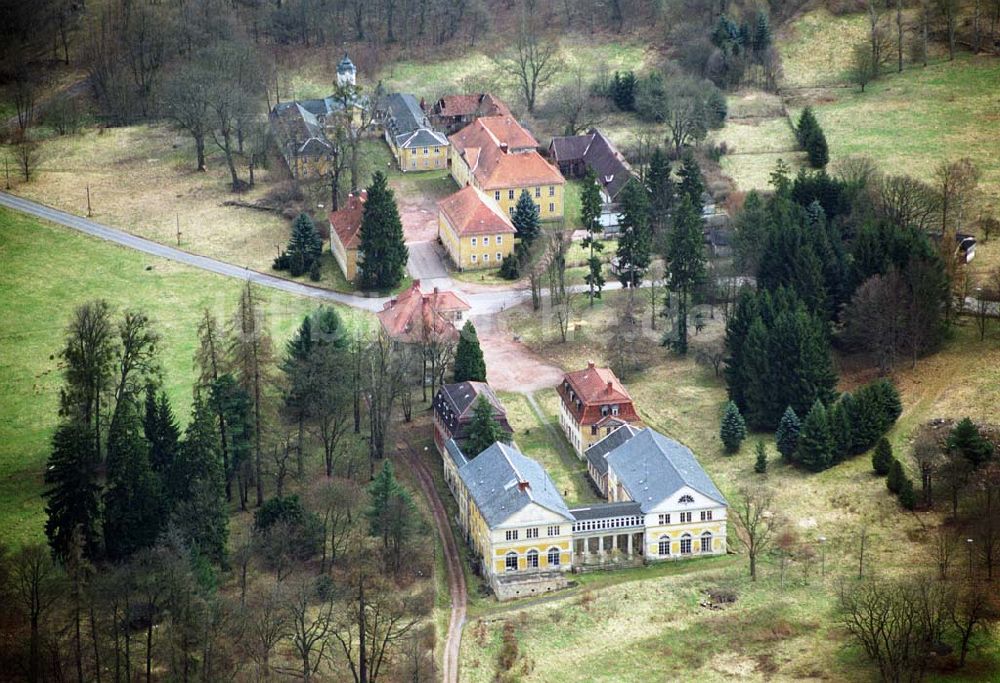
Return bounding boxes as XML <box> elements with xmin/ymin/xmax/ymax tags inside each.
<box><xmin>0</xmin><ymin>208</ymin><xmax>360</xmax><ymax>547</ymax></box>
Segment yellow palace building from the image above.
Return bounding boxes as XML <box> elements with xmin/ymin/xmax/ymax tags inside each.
<box><xmin>437</xmin><ymin>185</ymin><xmax>516</xmax><ymax>270</ymax></box>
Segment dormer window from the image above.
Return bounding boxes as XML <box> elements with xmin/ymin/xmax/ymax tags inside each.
<box><xmin>611</xmin><ymin>405</ymin><xmax>619</xmax><ymax>416</ymax></box>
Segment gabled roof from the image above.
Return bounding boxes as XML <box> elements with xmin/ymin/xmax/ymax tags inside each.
<box><xmin>329</xmin><ymin>191</ymin><xmax>367</xmax><ymax>251</ymax></box>
<box><xmin>395</xmin><ymin>128</ymin><xmax>449</xmax><ymax>149</ymax></box>
<box><xmin>440</xmin><ymin>381</ymin><xmax>506</xmax><ymax>420</ymax></box>
<box><xmin>450</xmin><ymin>116</ymin><xmax>562</xmax><ymax>190</ymax></box>
<box><xmin>434</xmin><ymin>93</ymin><xmax>512</xmax><ymax>119</ymax></box>
<box><xmin>458</xmin><ymin>442</ymin><xmax>573</xmax><ymax>527</ymax></box>
<box><xmin>549</xmin><ymin>129</ymin><xmax>636</xmax><ymax>201</ymax></box>
<box><xmin>444</xmin><ymin>438</ymin><xmax>469</xmax><ymax>471</ymax></box>
<box><xmin>377</xmin><ymin>281</ymin><xmax>470</xmax><ymax>343</ymax></box>
<box><xmin>384</xmin><ymin>93</ymin><xmax>430</xmax><ymax>136</ymax></box>
<box><xmin>605</xmin><ymin>428</ymin><xmax>727</xmax><ymax>511</ymax></box>
<box><xmin>549</xmin><ymin>135</ymin><xmax>592</xmax><ymax>162</ymax></box>
<box><xmin>439</xmin><ymin>186</ymin><xmax>516</xmax><ymax>237</ymax></box>
<box><xmin>563</xmin><ymin>362</ymin><xmax>632</xmax><ymax>406</ymax></box>
<box><xmin>450</xmin><ymin>116</ymin><xmax>538</xmax><ymax>154</ymax></box>
<box><xmin>584</xmin><ymin>424</ymin><xmax>641</xmax><ymax>477</ymax></box>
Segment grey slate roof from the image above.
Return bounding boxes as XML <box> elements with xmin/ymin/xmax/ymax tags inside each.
<box><xmin>443</xmin><ymin>438</ymin><xmax>468</xmax><ymax>470</ymax></box>
<box><xmin>337</xmin><ymin>53</ymin><xmax>355</xmax><ymax>74</ymax></box>
<box><xmin>569</xmin><ymin>500</ymin><xmax>642</xmax><ymax>521</ymax></box>
<box><xmin>440</xmin><ymin>382</ymin><xmax>504</xmax><ymax>420</ymax></box>
<box><xmin>605</xmin><ymin>428</ymin><xmax>727</xmax><ymax>511</ymax></box>
<box><xmin>584</xmin><ymin>424</ymin><xmax>641</xmax><ymax>477</ymax></box>
<box><xmin>458</xmin><ymin>442</ymin><xmax>574</xmax><ymax>527</ymax></box>
<box><xmin>549</xmin><ymin>128</ymin><xmax>636</xmax><ymax>200</ymax></box>
<box><xmin>396</xmin><ymin>128</ymin><xmax>449</xmax><ymax>149</ymax></box>
<box><xmin>385</xmin><ymin>93</ymin><xmax>428</xmax><ymax>136</ymax></box>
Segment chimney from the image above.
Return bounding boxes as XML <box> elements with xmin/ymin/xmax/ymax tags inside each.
<box><xmin>433</xmin><ymin>286</ymin><xmax>440</xmax><ymax>295</ymax></box>
<box><xmin>517</xmin><ymin>481</ymin><xmax>530</xmax><ymax>492</ymax></box>
<box><xmin>587</xmin><ymin>361</ymin><xmax>595</xmax><ymax>369</ymax></box>
<box><xmin>412</xmin><ymin>279</ymin><xmax>421</xmax><ymax>289</ymax></box>
<box><xmin>500</xmin><ymin>142</ymin><xmax>509</xmax><ymax>153</ymax></box>
<box><xmin>607</xmin><ymin>381</ymin><xmax>613</xmax><ymax>392</ymax></box>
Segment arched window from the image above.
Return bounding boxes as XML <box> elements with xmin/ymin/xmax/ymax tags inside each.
<box><xmin>526</xmin><ymin>549</ymin><xmax>539</xmax><ymax>569</ymax></box>
<box><xmin>680</xmin><ymin>533</ymin><xmax>692</xmax><ymax>555</ymax></box>
<box><xmin>505</xmin><ymin>552</ymin><xmax>518</xmax><ymax>572</ymax></box>
<box><xmin>547</xmin><ymin>547</ymin><xmax>560</xmax><ymax>566</ymax></box>
<box><xmin>678</xmin><ymin>494</ymin><xmax>694</xmax><ymax>504</ymax></box>
<box><xmin>701</xmin><ymin>532</ymin><xmax>713</xmax><ymax>553</ymax></box>
<box><xmin>658</xmin><ymin>536</ymin><xmax>671</xmax><ymax>556</ymax></box>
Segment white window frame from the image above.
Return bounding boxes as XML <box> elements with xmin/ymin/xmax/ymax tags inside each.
<box><xmin>546</xmin><ymin>526</ymin><xmax>560</xmax><ymax>536</ymax></box>
<box><xmin>526</xmin><ymin>527</ymin><xmax>538</xmax><ymax>539</ymax></box>
<box><xmin>505</xmin><ymin>552</ymin><xmax>518</xmax><ymax>571</ymax></box>
<box><xmin>526</xmin><ymin>549</ymin><xmax>539</xmax><ymax>568</ymax></box>
<box><xmin>505</xmin><ymin>529</ymin><xmax>517</xmax><ymax>541</ymax></box>
<box><xmin>658</xmin><ymin>513</ymin><xmax>670</xmax><ymax>525</ymax></box>
<box><xmin>701</xmin><ymin>510</ymin><xmax>713</xmax><ymax>521</ymax></box>
<box><xmin>549</xmin><ymin>185</ymin><xmax>555</xmax><ymax>197</ymax></box>
<box><xmin>547</xmin><ymin>547</ymin><xmax>560</xmax><ymax>566</ymax></box>
<box><xmin>497</xmin><ymin>252</ymin><xmax>503</xmax><ymax>262</ymax></box>
<box><xmin>483</xmin><ymin>236</ymin><xmax>489</xmax><ymax>245</ymax></box>
<box><xmin>700</xmin><ymin>532</ymin><xmax>712</xmax><ymax>553</ymax></box>
<box><xmin>658</xmin><ymin>536</ymin><xmax>671</xmax><ymax>556</ymax></box>
<box><xmin>549</xmin><ymin>202</ymin><xmax>555</xmax><ymax>213</ymax></box>
<box><xmin>680</xmin><ymin>534</ymin><xmax>692</xmax><ymax>555</ymax></box>
<box><xmin>471</xmin><ymin>237</ymin><xmax>477</xmax><ymax>246</ymax></box>
<box><xmin>495</xmin><ymin>190</ymin><xmax>501</xmax><ymax>201</ymax></box>
<box><xmin>497</xmin><ymin>235</ymin><xmax>503</xmax><ymax>245</ymax></box>
<box><xmin>508</xmin><ymin>189</ymin><xmax>515</xmax><ymax>200</ymax></box>
<box><xmin>534</xmin><ymin>186</ymin><xmax>541</xmax><ymax>198</ymax></box>
<box><xmin>680</xmin><ymin>511</ymin><xmax>692</xmax><ymax>523</ymax></box>
<box><xmin>483</xmin><ymin>253</ymin><xmax>489</xmax><ymax>262</ymax></box>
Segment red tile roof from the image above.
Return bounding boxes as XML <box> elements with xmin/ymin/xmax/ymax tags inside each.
<box><xmin>563</xmin><ymin>362</ymin><xmax>633</xmax><ymax>405</ymax></box>
<box><xmin>435</xmin><ymin>93</ymin><xmax>512</xmax><ymax>119</ymax></box>
<box><xmin>439</xmin><ymin>186</ymin><xmax>516</xmax><ymax>237</ymax></box>
<box><xmin>377</xmin><ymin>280</ymin><xmax>470</xmax><ymax>343</ymax></box>
<box><xmin>450</xmin><ymin>116</ymin><xmax>538</xmax><ymax>154</ymax></box>
<box><xmin>329</xmin><ymin>191</ymin><xmax>367</xmax><ymax>250</ymax></box>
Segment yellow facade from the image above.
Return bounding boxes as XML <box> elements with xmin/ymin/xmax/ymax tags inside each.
<box><xmin>644</xmin><ymin>522</ymin><xmax>726</xmax><ymax>558</ymax></box>
<box><xmin>330</xmin><ymin>235</ymin><xmax>358</xmax><ymax>281</ymax></box>
<box><xmin>396</xmin><ymin>142</ymin><xmax>448</xmax><ymax>172</ymax></box>
<box><xmin>438</xmin><ymin>214</ymin><xmax>514</xmax><ymax>270</ymax></box>
<box><xmin>487</xmin><ymin>183</ymin><xmax>564</xmax><ymax>222</ymax></box>
<box><xmin>491</xmin><ymin>540</ymin><xmax>572</xmax><ymax>573</ymax></box>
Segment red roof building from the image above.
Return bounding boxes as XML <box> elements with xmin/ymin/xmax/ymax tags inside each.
<box><xmin>376</xmin><ymin>280</ymin><xmax>471</xmax><ymax>344</ymax></box>
<box><xmin>556</xmin><ymin>362</ymin><xmax>642</xmax><ymax>456</ymax></box>
<box><xmin>329</xmin><ymin>190</ymin><xmax>367</xmax><ymax>281</ymax></box>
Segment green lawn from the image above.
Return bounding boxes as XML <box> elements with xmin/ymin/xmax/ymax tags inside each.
<box><xmin>0</xmin><ymin>208</ymin><xmax>361</xmax><ymax>547</ymax></box>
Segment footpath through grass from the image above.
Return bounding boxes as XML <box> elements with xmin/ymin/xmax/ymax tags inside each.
<box><xmin>0</xmin><ymin>208</ymin><xmax>347</xmax><ymax>547</ymax></box>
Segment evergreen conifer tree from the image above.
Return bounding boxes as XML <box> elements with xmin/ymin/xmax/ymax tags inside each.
<box><xmin>754</xmin><ymin>441</ymin><xmax>768</xmax><ymax>473</ymax></box>
<box><xmin>665</xmin><ymin>195</ymin><xmax>707</xmax><ymax>354</ymax></box>
<box><xmin>678</xmin><ymin>153</ymin><xmax>706</xmax><ymax>210</ymax></box>
<box><xmin>724</xmin><ymin>291</ymin><xmax>759</xmax><ymax>409</ymax></box>
<box><xmin>366</xmin><ymin>461</ymin><xmax>416</xmax><ymax>570</ymax></box>
<box><xmin>886</xmin><ymin>458</ymin><xmax>904</xmax><ymax>494</ymax></box>
<box><xmin>453</xmin><ymin>320</ymin><xmax>487</xmax><ymax>382</ymax></box>
<box><xmin>720</xmin><ymin>401</ymin><xmax>747</xmax><ymax>453</ymax></box>
<box><xmin>872</xmin><ymin>438</ymin><xmax>893</xmax><ymax>475</ymax></box>
<box><xmin>358</xmin><ymin>171</ymin><xmax>408</xmax><ymax>290</ymax></box>
<box><xmin>465</xmin><ymin>395</ymin><xmax>509</xmax><ymax>457</ymax></box>
<box><xmin>615</xmin><ymin>181</ymin><xmax>652</xmax><ymax>288</ymax></box>
<box><xmin>797</xmin><ymin>400</ymin><xmax>834</xmax><ymax>472</ymax></box>
<box><xmin>873</xmin><ymin>379</ymin><xmax>903</xmax><ymax>430</ymax></box>
<box><xmin>103</xmin><ymin>400</ymin><xmax>164</xmax><ymax>561</ymax></box>
<box><xmin>898</xmin><ymin>477</ymin><xmax>916</xmax><ymax>510</ymax></box>
<box><xmin>775</xmin><ymin>406</ymin><xmax>801</xmax><ymax>461</ymax></box>
<box><xmin>170</xmin><ymin>397</ymin><xmax>228</xmax><ymax>563</ymax></box>
<box><xmin>828</xmin><ymin>400</ymin><xmax>853</xmax><ymax>464</ymax></box>
<box><xmin>286</xmin><ymin>213</ymin><xmax>323</xmax><ymax>276</ymax></box>
<box><xmin>144</xmin><ymin>384</ymin><xmax>180</xmax><ymax>475</ymax></box>
<box><xmin>752</xmin><ymin>12</ymin><xmax>771</xmax><ymax>54</ymax></box>
<box><xmin>740</xmin><ymin>318</ymin><xmax>776</xmax><ymax>429</ymax></box>
<box><xmin>795</xmin><ymin>107</ymin><xmax>819</xmax><ymax>147</ymax></box>
<box><xmin>947</xmin><ymin>417</ymin><xmax>994</xmax><ymax>469</ymax></box>
<box><xmin>512</xmin><ymin>189</ymin><xmax>541</xmax><ymax>250</ymax></box>
<box><xmin>43</xmin><ymin>422</ymin><xmax>102</xmax><ymax>562</ymax></box>
<box><xmin>580</xmin><ymin>170</ymin><xmax>606</xmax><ymax>304</ymax></box>
<box><xmin>646</xmin><ymin>147</ymin><xmax>674</xmax><ymax>235</ymax></box>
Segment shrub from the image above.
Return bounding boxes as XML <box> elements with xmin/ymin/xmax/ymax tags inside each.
<box><xmin>886</xmin><ymin>458</ymin><xmax>904</xmax><ymax>494</ymax></box>
<box><xmin>499</xmin><ymin>254</ymin><xmax>520</xmax><ymax>280</ymax></box>
<box><xmin>754</xmin><ymin>441</ymin><xmax>768</xmax><ymax>473</ymax></box>
<box><xmin>898</xmin><ymin>477</ymin><xmax>916</xmax><ymax>510</ymax></box>
<box><xmin>308</xmin><ymin>259</ymin><xmax>321</xmax><ymax>281</ymax></box>
<box><xmin>872</xmin><ymin>438</ymin><xmax>893</xmax><ymax>475</ymax></box>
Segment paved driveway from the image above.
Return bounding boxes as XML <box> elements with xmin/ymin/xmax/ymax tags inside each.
<box><xmin>406</xmin><ymin>239</ymin><xmax>452</xmax><ymax>289</ymax></box>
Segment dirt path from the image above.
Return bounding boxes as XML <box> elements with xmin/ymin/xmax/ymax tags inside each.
<box><xmin>524</xmin><ymin>391</ymin><xmax>579</xmax><ymax>469</ymax></box>
<box><xmin>401</xmin><ymin>445</ymin><xmax>467</xmax><ymax>683</ymax></box>
<box><xmin>473</xmin><ymin>313</ymin><xmax>565</xmax><ymax>393</ymax></box>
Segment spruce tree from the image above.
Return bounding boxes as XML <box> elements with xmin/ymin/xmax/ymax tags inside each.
<box><xmin>873</xmin><ymin>379</ymin><xmax>903</xmax><ymax>430</ymax></box>
<box><xmin>947</xmin><ymin>417</ymin><xmax>994</xmax><ymax>470</ymax></box>
<box><xmin>453</xmin><ymin>320</ymin><xmax>487</xmax><ymax>382</ymax></box>
<box><xmin>170</xmin><ymin>397</ymin><xmax>228</xmax><ymax>563</ymax></box>
<box><xmin>752</xmin><ymin>11</ymin><xmax>771</xmax><ymax>54</ymax></box>
<box><xmin>366</xmin><ymin>461</ymin><xmax>416</xmax><ymax>571</ymax></box>
<box><xmin>724</xmin><ymin>290</ymin><xmax>759</xmax><ymax>410</ymax></box>
<box><xmin>512</xmin><ymin>189</ymin><xmax>541</xmax><ymax>250</ymax></box>
<box><xmin>754</xmin><ymin>441</ymin><xmax>768</xmax><ymax>473</ymax></box>
<box><xmin>677</xmin><ymin>153</ymin><xmax>705</xmax><ymax>210</ymax></box>
<box><xmin>740</xmin><ymin>318</ymin><xmax>776</xmax><ymax>429</ymax></box>
<box><xmin>898</xmin><ymin>477</ymin><xmax>916</xmax><ymax>510</ymax></box>
<box><xmin>646</xmin><ymin>147</ymin><xmax>674</xmax><ymax>235</ymax></box>
<box><xmin>358</xmin><ymin>171</ymin><xmax>408</xmax><ymax>291</ymax></box>
<box><xmin>144</xmin><ymin>385</ymin><xmax>180</xmax><ymax>475</ymax></box>
<box><xmin>795</xmin><ymin>107</ymin><xmax>819</xmax><ymax>148</ymax></box>
<box><xmin>775</xmin><ymin>406</ymin><xmax>801</xmax><ymax>461</ymax></box>
<box><xmin>828</xmin><ymin>400</ymin><xmax>852</xmax><ymax>464</ymax></box>
<box><xmin>886</xmin><ymin>458</ymin><xmax>904</xmax><ymax>494</ymax></box>
<box><xmin>720</xmin><ymin>401</ymin><xmax>747</xmax><ymax>454</ymax></box>
<box><xmin>43</xmin><ymin>422</ymin><xmax>102</xmax><ymax>562</ymax></box>
<box><xmin>615</xmin><ymin>181</ymin><xmax>652</xmax><ymax>288</ymax></box>
<box><xmin>286</xmin><ymin>213</ymin><xmax>323</xmax><ymax>277</ymax></box>
<box><xmin>797</xmin><ymin>400</ymin><xmax>834</xmax><ymax>472</ymax></box>
<box><xmin>103</xmin><ymin>400</ymin><xmax>164</xmax><ymax>561</ymax></box>
<box><xmin>465</xmin><ymin>395</ymin><xmax>509</xmax><ymax>457</ymax></box>
<box><xmin>796</xmin><ymin>108</ymin><xmax>828</xmax><ymax>169</ymax></box>
<box><xmin>580</xmin><ymin>170</ymin><xmax>605</xmax><ymax>304</ymax></box>
<box><xmin>872</xmin><ymin>438</ymin><xmax>893</xmax><ymax>475</ymax></box>
<box><xmin>665</xmin><ymin>195</ymin><xmax>707</xmax><ymax>354</ymax></box>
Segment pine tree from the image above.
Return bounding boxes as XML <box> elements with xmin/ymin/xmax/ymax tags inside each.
<box><xmin>947</xmin><ymin>417</ymin><xmax>994</xmax><ymax>469</ymax></box>
<box><xmin>754</xmin><ymin>441</ymin><xmax>768</xmax><ymax>473</ymax></box>
<box><xmin>453</xmin><ymin>320</ymin><xmax>487</xmax><ymax>382</ymax></box>
<box><xmin>887</xmin><ymin>458</ymin><xmax>904</xmax><ymax>494</ymax></box>
<box><xmin>724</xmin><ymin>290</ymin><xmax>759</xmax><ymax>410</ymax></box>
<box><xmin>797</xmin><ymin>400</ymin><xmax>834</xmax><ymax>472</ymax></box>
<box><xmin>828</xmin><ymin>399</ymin><xmax>853</xmax><ymax>464</ymax></box>
<box><xmin>209</xmin><ymin>373</ymin><xmax>252</xmax><ymax>508</ymax></box>
<box><xmin>286</xmin><ymin>213</ymin><xmax>323</xmax><ymax>277</ymax></box>
<box><xmin>646</xmin><ymin>147</ymin><xmax>674</xmax><ymax>235</ymax></box>
<box><xmin>358</xmin><ymin>171</ymin><xmax>408</xmax><ymax>290</ymax></box>
<box><xmin>872</xmin><ymin>438</ymin><xmax>893</xmax><ymax>475</ymax></box>
<box><xmin>143</xmin><ymin>385</ymin><xmax>180</xmax><ymax>475</ymax></box>
<box><xmin>805</xmin><ymin>129</ymin><xmax>829</xmax><ymax>169</ymax></box>
<box><xmin>103</xmin><ymin>400</ymin><xmax>164</xmax><ymax>561</ymax></box>
<box><xmin>740</xmin><ymin>317</ymin><xmax>775</xmax><ymax>429</ymax></box>
<box><xmin>775</xmin><ymin>406</ymin><xmax>801</xmax><ymax>461</ymax></box>
<box><xmin>720</xmin><ymin>401</ymin><xmax>747</xmax><ymax>453</ymax></box>
<box><xmin>580</xmin><ymin>170</ymin><xmax>606</xmax><ymax>304</ymax></box>
<box><xmin>873</xmin><ymin>379</ymin><xmax>903</xmax><ymax>430</ymax></box>
<box><xmin>898</xmin><ymin>477</ymin><xmax>916</xmax><ymax>510</ymax></box>
<box><xmin>665</xmin><ymin>195</ymin><xmax>707</xmax><ymax>354</ymax></box>
<box><xmin>43</xmin><ymin>422</ymin><xmax>102</xmax><ymax>562</ymax></box>
<box><xmin>615</xmin><ymin>181</ymin><xmax>652</xmax><ymax>288</ymax></box>
<box><xmin>465</xmin><ymin>395</ymin><xmax>509</xmax><ymax>457</ymax></box>
<box><xmin>366</xmin><ymin>461</ymin><xmax>415</xmax><ymax>572</ymax></box>
<box><xmin>795</xmin><ymin>107</ymin><xmax>819</xmax><ymax>148</ymax></box>
<box><xmin>752</xmin><ymin>11</ymin><xmax>771</xmax><ymax>55</ymax></box>
<box><xmin>512</xmin><ymin>189</ymin><xmax>541</xmax><ymax>251</ymax></box>
<box><xmin>170</xmin><ymin>397</ymin><xmax>228</xmax><ymax>563</ymax></box>
<box><xmin>677</xmin><ymin>153</ymin><xmax>705</xmax><ymax>210</ymax></box>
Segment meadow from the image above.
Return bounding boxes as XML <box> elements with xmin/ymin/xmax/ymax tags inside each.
<box><xmin>0</xmin><ymin>208</ymin><xmax>356</xmax><ymax>547</ymax></box>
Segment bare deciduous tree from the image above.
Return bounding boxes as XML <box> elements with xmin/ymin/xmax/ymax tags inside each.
<box><xmin>496</xmin><ymin>21</ymin><xmax>561</xmax><ymax>113</ymax></box>
<box><xmin>732</xmin><ymin>483</ymin><xmax>778</xmax><ymax>581</ymax></box>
